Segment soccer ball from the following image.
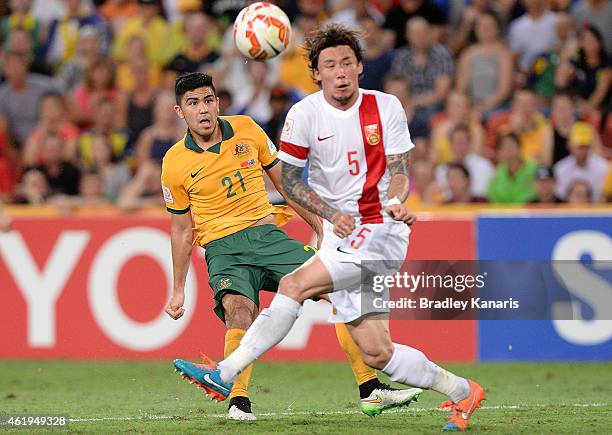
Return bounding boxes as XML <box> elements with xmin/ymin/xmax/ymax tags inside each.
<box><xmin>233</xmin><ymin>2</ymin><xmax>291</xmax><ymax>61</ymax></box>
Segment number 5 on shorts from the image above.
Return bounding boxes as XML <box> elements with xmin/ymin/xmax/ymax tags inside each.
<box><xmin>351</xmin><ymin>227</ymin><xmax>372</xmax><ymax>250</ymax></box>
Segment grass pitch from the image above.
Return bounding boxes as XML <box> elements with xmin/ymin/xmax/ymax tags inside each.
<box><xmin>1</xmin><ymin>360</ymin><xmax>611</xmax><ymax>433</ymax></box>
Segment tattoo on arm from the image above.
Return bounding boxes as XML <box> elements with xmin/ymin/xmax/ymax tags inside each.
<box><xmin>281</xmin><ymin>162</ymin><xmax>338</xmax><ymax>221</ymax></box>
<box><xmin>386</xmin><ymin>151</ymin><xmax>411</xmax><ymax>201</ymax></box>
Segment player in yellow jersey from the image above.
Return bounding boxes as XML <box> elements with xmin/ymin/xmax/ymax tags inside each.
<box><xmin>162</xmin><ymin>73</ymin><xmax>421</xmax><ymax>420</ymax></box>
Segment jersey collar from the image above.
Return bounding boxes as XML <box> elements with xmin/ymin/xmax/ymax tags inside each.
<box><xmin>184</xmin><ymin>117</ymin><xmax>235</xmax><ymax>154</ymax></box>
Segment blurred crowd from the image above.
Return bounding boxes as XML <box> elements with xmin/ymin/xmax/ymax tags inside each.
<box><xmin>0</xmin><ymin>0</ymin><xmax>610</xmax><ymax>212</ymax></box>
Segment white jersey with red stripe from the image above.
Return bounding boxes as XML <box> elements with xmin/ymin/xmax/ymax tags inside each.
<box><xmin>278</xmin><ymin>89</ymin><xmax>414</xmax><ymax>224</ymax></box>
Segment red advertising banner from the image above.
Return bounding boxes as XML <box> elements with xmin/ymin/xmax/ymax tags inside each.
<box><xmin>0</xmin><ymin>216</ymin><xmax>476</xmax><ymax>361</ymax></box>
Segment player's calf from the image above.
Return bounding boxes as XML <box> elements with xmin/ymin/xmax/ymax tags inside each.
<box><xmin>358</xmin><ymin>343</ymin><xmax>394</xmax><ymax>370</ymax></box>
<box><xmin>222</xmin><ymin>293</ymin><xmax>257</xmax><ymax>330</ymax></box>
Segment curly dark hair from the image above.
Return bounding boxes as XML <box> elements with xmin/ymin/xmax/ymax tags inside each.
<box><xmin>303</xmin><ymin>23</ymin><xmax>364</xmax><ymax>85</ymax></box>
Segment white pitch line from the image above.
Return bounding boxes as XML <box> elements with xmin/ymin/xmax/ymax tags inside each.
<box><xmin>68</xmin><ymin>403</ymin><xmax>609</xmax><ymax>423</ymax></box>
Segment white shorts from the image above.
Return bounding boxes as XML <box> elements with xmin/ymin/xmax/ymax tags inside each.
<box><xmin>316</xmin><ymin>221</ymin><xmax>410</xmax><ymax>323</ymax></box>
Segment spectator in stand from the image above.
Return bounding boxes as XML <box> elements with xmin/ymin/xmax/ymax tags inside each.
<box><xmin>487</xmin><ymin>88</ymin><xmax>554</xmax><ymax>165</ymax></box>
<box><xmin>6</xmin><ymin>29</ymin><xmax>53</xmax><ymax>77</ymax></box>
<box><xmin>70</xmin><ymin>57</ymin><xmax>120</xmax><ymax>129</ymax></box>
<box><xmin>556</xmin><ymin>23</ymin><xmax>611</xmax><ymax>114</ymax></box>
<box><xmin>526</xmin><ymin>12</ymin><xmax>575</xmax><ymax>101</ymax></box>
<box><xmin>54</xmin><ymin>25</ymin><xmax>104</xmax><ymax>92</ymax></box>
<box><xmin>508</xmin><ymin>0</ymin><xmax>559</xmax><ymax>72</ymax></box>
<box><xmin>22</xmin><ymin>91</ymin><xmax>79</xmax><ymax>166</ymax></box>
<box><xmin>444</xmin><ymin>163</ymin><xmax>488</xmax><ymax>204</ymax></box>
<box><xmin>5</xmin><ymin>26</ymin><xmax>52</xmax><ymax>76</ymax></box>
<box><xmin>277</xmin><ymin>13</ymin><xmax>321</xmax><ymax>97</ymax></box>
<box><xmin>100</xmin><ymin>0</ymin><xmax>139</xmax><ymax>34</ymax></box>
<box><xmin>15</xmin><ymin>168</ymin><xmax>49</xmax><ymax>204</ymax></box>
<box><xmin>571</xmin><ymin>0</ymin><xmax>612</xmax><ymax>56</ymax></box>
<box><xmin>117</xmin><ymin>159</ymin><xmax>163</xmax><ymax>210</ymax></box>
<box><xmin>119</xmin><ymin>55</ymin><xmax>157</xmax><ymax>143</ymax></box>
<box><xmin>166</xmin><ymin>0</ymin><xmax>216</xmax><ymax>64</ymax></box>
<box><xmin>430</xmin><ymin>92</ymin><xmax>484</xmax><ymax>163</ymax></box>
<box><xmin>112</xmin><ymin>0</ymin><xmax>173</xmax><ymax>68</ymax></box>
<box><xmin>133</xmin><ymin>91</ymin><xmax>182</xmax><ymax>167</ymax></box>
<box><xmin>0</xmin><ymin>50</ymin><xmax>56</xmax><ymax>147</ymax></box>
<box><xmin>383</xmin><ymin>74</ymin><xmax>413</xmax><ymax>123</ymax></box>
<box><xmin>435</xmin><ymin>123</ymin><xmax>495</xmax><ymax>199</ymax></box>
<box><xmin>359</xmin><ymin>15</ymin><xmax>395</xmax><ymax>92</ymax></box>
<box><xmin>78</xmin><ymin>97</ymin><xmax>129</xmax><ymax>168</ymax></box>
<box><xmin>456</xmin><ymin>11</ymin><xmax>513</xmax><ymax>119</ymax></box>
<box><xmin>550</xmin><ymin>94</ymin><xmax>577</xmax><ymax>166</ymax></box>
<box><xmin>49</xmin><ymin>168</ymin><xmax>112</xmax><ymax>211</ymax></box>
<box><xmin>391</xmin><ymin>17</ymin><xmax>454</xmax><ymax>138</ymax></box>
<box><xmin>383</xmin><ymin>74</ymin><xmax>431</xmax><ymax>160</ymax></box>
<box><xmin>45</xmin><ymin>0</ymin><xmax>109</xmax><ymax>67</ymax></box>
<box><xmin>297</xmin><ymin>0</ymin><xmax>329</xmax><ymax>22</ymax></box>
<box><xmin>405</xmin><ymin>159</ymin><xmax>444</xmax><ymax>209</ymax></box>
<box><xmin>530</xmin><ymin>165</ymin><xmax>563</xmax><ymax>203</ymax></box>
<box><xmin>88</xmin><ymin>134</ymin><xmax>132</xmax><ymax>202</ymax></box>
<box><xmin>217</xmin><ymin>88</ymin><xmax>233</xmax><ymax>115</ymax></box>
<box><xmin>265</xmin><ymin>86</ymin><xmax>292</xmax><ymax>146</ymax></box>
<box><xmin>165</xmin><ymin>12</ymin><xmax>219</xmax><ymax>76</ymax></box>
<box><xmin>232</xmin><ymin>61</ymin><xmax>273</xmax><ymax>126</ymax></box>
<box><xmin>74</xmin><ymin>169</ymin><xmax>110</xmax><ymax>205</ymax></box>
<box><xmin>548</xmin><ymin>94</ymin><xmax>604</xmax><ymax>163</ymax></box>
<box><xmin>330</xmin><ymin>0</ymin><xmax>386</xmax><ymax>30</ymax></box>
<box><xmin>554</xmin><ymin>121</ymin><xmax>608</xmax><ymax>201</ymax></box>
<box><xmin>1</xmin><ymin>0</ymin><xmax>42</xmax><ymax>56</ymax></box>
<box><xmin>488</xmin><ymin>133</ymin><xmax>538</xmax><ymax>204</ymax></box>
<box><xmin>30</xmin><ymin>0</ymin><xmax>95</xmax><ymax>25</ymax></box>
<box><xmin>565</xmin><ymin>179</ymin><xmax>593</xmax><ymax>204</ymax></box>
<box><xmin>384</xmin><ymin>0</ymin><xmax>448</xmax><ymax>47</ymax></box>
<box><xmin>448</xmin><ymin>0</ymin><xmax>506</xmax><ymax>56</ymax></box>
<box><xmin>27</xmin><ymin>132</ymin><xmax>81</xmax><ymax>196</ymax></box>
<box><xmin>116</xmin><ymin>35</ymin><xmax>162</xmax><ymax>92</ymax></box>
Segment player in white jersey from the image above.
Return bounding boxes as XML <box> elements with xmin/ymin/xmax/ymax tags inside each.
<box><xmin>174</xmin><ymin>24</ymin><xmax>485</xmax><ymax>431</ymax></box>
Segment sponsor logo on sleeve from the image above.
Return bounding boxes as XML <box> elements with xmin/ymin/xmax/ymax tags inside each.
<box><xmin>162</xmin><ymin>185</ymin><xmax>174</xmax><ymax>203</ymax></box>
<box><xmin>281</xmin><ymin>118</ymin><xmax>294</xmax><ymax>141</ymax></box>
<box><xmin>267</xmin><ymin>137</ymin><xmax>277</xmax><ymax>155</ymax></box>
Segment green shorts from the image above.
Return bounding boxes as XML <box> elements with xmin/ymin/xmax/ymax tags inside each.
<box><xmin>205</xmin><ymin>224</ymin><xmax>316</xmax><ymax>322</ymax></box>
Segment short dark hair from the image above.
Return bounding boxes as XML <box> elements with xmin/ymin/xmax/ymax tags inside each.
<box><xmin>449</xmin><ymin>123</ymin><xmax>471</xmax><ymax>142</ymax></box>
<box><xmin>497</xmin><ymin>132</ymin><xmax>521</xmax><ymax>149</ymax></box>
<box><xmin>304</xmin><ymin>23</ymin><xmax>364</xmax><ymax>85</ymax></box>
<box><xmin>175</xmin><ymin>72</ymin><xmax>216</xmax><ymax>105</ymax></box>
<box><xmin>447</xmin><ymin>162</ymin><xmax>471</xmax><ymax>180</ymax></box>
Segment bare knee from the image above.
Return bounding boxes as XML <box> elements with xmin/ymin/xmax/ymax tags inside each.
<box><xmin>222</xmin><ymin>293</ymin><xmax>257</xmax><ymax>330</ymax></box>
<box><xmin>360</xmin><ymin>343</ymin><xmax>394</xmax><ymax>370</ymax></box>
<box><xmin>278</xmin><ymin>273</ymin><xmax>307</xmax><ymax>303</ymax></box>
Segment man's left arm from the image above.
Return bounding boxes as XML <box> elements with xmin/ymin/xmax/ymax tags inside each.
<box><xmin>266</xmin><ymin>162</ymin><xmax>324</xmax><ymax>248</ymax></box>
<box><xmin>385</xmin><ymin>151</ymin><xmax>416</xmax><ymax>225</ymax></box>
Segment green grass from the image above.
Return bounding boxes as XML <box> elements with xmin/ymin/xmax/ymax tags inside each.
<box><xmin>1</xmin><ymin>361</ymin><xmax>611</xmax><ymax>433</ymax></box>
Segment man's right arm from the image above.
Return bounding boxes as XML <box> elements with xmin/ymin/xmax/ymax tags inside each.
<box><xmin>281</xmin><ymin>161</ymin><xmax>355</xmax><ymax>238</ymax></box>
<box><xmin>165</xmin><ymin>211</ymin><xmax>193</xmax><ymax>320</ymax></box>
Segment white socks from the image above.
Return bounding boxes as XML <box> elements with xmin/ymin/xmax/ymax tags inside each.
<box><xmin>431</xmin><ymin>366</ymin><xmax>470</xmax><ymax>403</ymax></box>
<box><xmin>219</xmin><ymin>294</ymin><xmax>301</xmax><ymax>384</ymax></box>
<box><xmin>382</xmin><ymin>343</ymin><xmax>470</xmax><ymax>403</ymax></box>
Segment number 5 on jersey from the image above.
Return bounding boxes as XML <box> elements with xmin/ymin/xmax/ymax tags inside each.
<box><xmin>347</xmin><ymin>150</ymin><xmax>360</xmax><ymax>176</ymax></box>
<box><xmin>351</xmin><ymin>227</ymin><xmax>371</xmax><ymax>249</ymax></box>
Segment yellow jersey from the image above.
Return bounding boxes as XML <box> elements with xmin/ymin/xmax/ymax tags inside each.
<box><xmin>161</xmin><ymin>116</ymin><xmax>291</xmax><ymax>246</ymax></box>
